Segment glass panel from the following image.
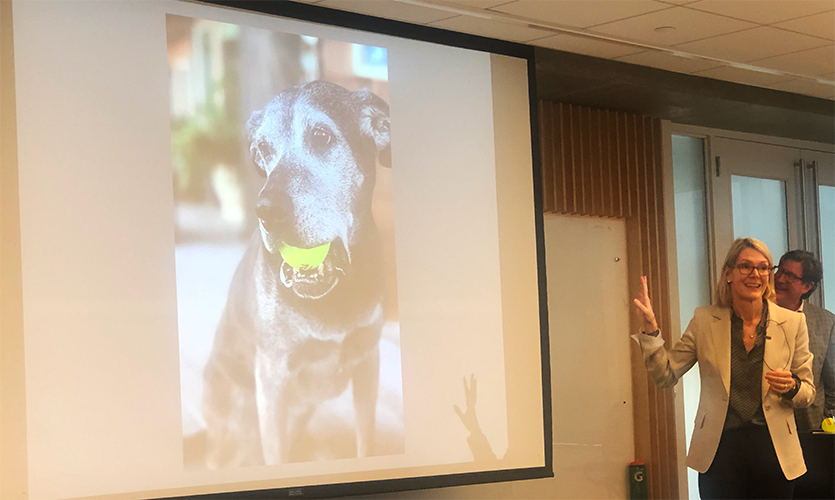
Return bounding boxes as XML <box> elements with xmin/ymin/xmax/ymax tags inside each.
<box><xmin>820</xmin><ymin>185</ymin><xmax>835</xmax><ymax>312</ymax></box>
<box><xmin>672</xmin><ymin>135</ymin><xmax>711</xmax><ymax>500</ymax></box>
<box><xmin>732</xmin><ymin>175</ymin><xmax>789</xmax><ymax>258</ymax></box>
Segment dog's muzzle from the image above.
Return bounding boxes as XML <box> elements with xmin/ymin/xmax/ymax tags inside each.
<box><xmin>277</xmin><ymin>239</ymin><xmax>349</xmax><ymax>300</ymax></box>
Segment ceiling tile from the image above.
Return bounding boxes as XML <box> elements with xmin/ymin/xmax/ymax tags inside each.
<box><xmin>768</xmin><ymin>78</ymin><xmax>835</xmax><ymax>99</ymax></box>
<box><xmin>317</xmin><ymin>0</ymin><xmax>455</xmax><ymax>24</ymax></box>
<box><xmin>673</xmin><ymin>26</ymin><xmax>830</xmax><ymax>62</ymax></box>
<box><xmin>615</xmin><ymin>50</ymin><xmax>723</xmax><ymax>73</ymax></box>
<box><xmin>534</xmin><ymin>33</ymin><xmax>645</xmax><ymax>58</ymax></box>
<box><xmin>429</xmin><ymin>14</ymin><xmax>554</xmax><ymax>42</ymax></box>
<box><xmin>692</xmin><ymin>65</ymin><xmax>797</xmax><ymax>87</ymax></box>
<box><xmin>436</xmin><ymin>0</ymin><xmax>514</xmax><ymax>8</ymax></box>
<box><xmin>489</xmin><ymin>0</ymin><xmax>671</xmax><ymax>29</ymax></box>
<box><xmin>772</xmin><ymin>10</ymin><xmax>835</xmax><ymax>41</ymax></box>
<box><xmin>589</xmin><ymin>6</ymin><xmax>756</xmax><ymax>46</ymax></box>
<box><xmin>686</xmin><ymin>0</ymin><xmax>833</xmax><ymax>25</ymax></box>
<box><xmin>752</xmin><ymin>44</ymin><xmax>835</xmax><ymax>76</ymax></box>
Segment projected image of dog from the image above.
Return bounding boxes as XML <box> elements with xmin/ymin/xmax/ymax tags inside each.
<box><xmin>202</xmin><ymin>80</ymin><xmax>391</xmax><ymax>467</ymax></box>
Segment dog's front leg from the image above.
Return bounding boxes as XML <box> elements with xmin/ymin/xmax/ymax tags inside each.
<box><xmin>352</xmin><ymin>343</ymin><xmax>380</xmax><ymax>458</ymax></box>
<box><xmin>255</xmin><ymin>352</ymin><xmax>289</xmax><ymax>465</ymax></box>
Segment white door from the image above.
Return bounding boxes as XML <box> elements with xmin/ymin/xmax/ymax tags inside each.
<box><xmin>801</xmin><ymin>150</ymin><xmax>835</xmax><ymax>309</ymax></box>
<box><xmin>711</xmin><ymin>137</ymin><xmax>834</xmax><ymax>306</ymax></box>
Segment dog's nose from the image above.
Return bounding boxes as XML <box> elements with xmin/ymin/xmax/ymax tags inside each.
<box><xmin>256</xmin><ymin>196</ymin><xmax>294</xmax><ymax>236</ymax></box>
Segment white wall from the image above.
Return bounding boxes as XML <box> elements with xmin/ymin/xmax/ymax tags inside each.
<box><xmin>365</xmin><ymin>214</ymin><xmax>635</xmax><ymax>499</ymax></box>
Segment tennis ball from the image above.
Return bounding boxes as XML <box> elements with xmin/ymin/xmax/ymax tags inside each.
<box><xmin>822</xmin><ymin>417</ymin><xmax>835</xmax><ymax>433</ymax></box>
<box><xmin>278</xmin><ymin>242</ymin><xmax>330</xmax><ymax>270</ymax></box>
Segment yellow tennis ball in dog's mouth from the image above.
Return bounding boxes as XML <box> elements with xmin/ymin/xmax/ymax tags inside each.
<box><xmin>278</xmin><ymin>242</ymin><xmax>330</xmax><ymax>270</ymax></box>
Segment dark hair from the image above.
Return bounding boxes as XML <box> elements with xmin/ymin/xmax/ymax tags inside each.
<box><xmin>780</xmin><ymin>250</ymin><xmax>823</xmax><ymax>300</ymax></box>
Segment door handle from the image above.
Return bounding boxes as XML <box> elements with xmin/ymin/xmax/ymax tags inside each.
<box><xmin>796</xmin><ymin>160</ymin><xmax>808</xmax><ymax>249</ymax></box>
<box><xmin>797</xmin><ymin>159</ymin><xmax>822</xmax><ymax>255</ymax></box>
<box><xmin>807</xmin><ymin>160</ymin><xmax>822</xmax><ymax>259</ymax></box>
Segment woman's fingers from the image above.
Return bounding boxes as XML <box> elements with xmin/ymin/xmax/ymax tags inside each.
<box><xmin>633</xmin><ymin>298</ymin><xmax>648</xmax><ymax>314</ymax></box>
<box><xmin>633</xmin><ymin>298</ymin><xmax>655</xmax><ymax>324</ymax></box>
<box><xmin>636</xmin><ymin>276</ymin><xmax>649</xmax><ymax>306</ymax></box>
<box><xmin>635</xmin><ymin>276</ymin><xmax>652</xmax><ymax>308</ymax></box>
<box><xmin>633</xmin><ymin>277</ymin><xmax>659</xmax><ymax>333</ymax></box>
<box><xmin>764</xmin><ymin>369</ymin><xmax>792</xmax><ymax>381</ymax></box>
<box><xmin>764</xmin><ymin>370</ymin><xmax>794</xmax><ymax>393</ymax></box>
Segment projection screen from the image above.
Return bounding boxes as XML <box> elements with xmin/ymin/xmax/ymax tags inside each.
<box><xmin>1</xmin><ymin>0</ymin><xmax>550</xmax><ymax>498</ymax></box>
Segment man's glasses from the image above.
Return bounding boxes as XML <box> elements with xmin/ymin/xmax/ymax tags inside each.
<box><xmin>774</xmin><ymin>268</ymin><xmax>804</xmax><ymax>283</ymax></box>
<box><xmin>734</xmin><ymin>262</ymin><xmax>776</xmax><ymax>276</ymax></box>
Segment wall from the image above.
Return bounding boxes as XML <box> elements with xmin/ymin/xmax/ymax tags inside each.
<box><xmin>362</xmin><ymin>214</ymin><xmax>635</xmax><ymax>500</ymax></box>
<box><xmin>539</xmin><ymin>101</ymin><xmax>677</xmax><ymax>499</ymax></box>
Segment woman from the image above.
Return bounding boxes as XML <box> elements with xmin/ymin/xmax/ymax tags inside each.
<box><xmin>633</xmin><ymin>238</ymin><xmax>814</xmax><ymax>499</ymax></box>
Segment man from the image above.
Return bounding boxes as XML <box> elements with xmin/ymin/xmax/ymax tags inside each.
<box><xmin>774</xmin><ymin>250</ymin><xmax>835</xmax><ymax>431</ymax></box>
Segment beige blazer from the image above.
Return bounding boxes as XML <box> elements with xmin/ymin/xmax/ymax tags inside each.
<box><xmin>634</xmin><ymin>301</ymin><xmax>815</xmax><ymax>480</ymax></box>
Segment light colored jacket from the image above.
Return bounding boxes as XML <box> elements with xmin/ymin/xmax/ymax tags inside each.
<box><xmin>633</xmin><ymin>301</ymin><xmax>815</xmax><ymax>480</ymax></box>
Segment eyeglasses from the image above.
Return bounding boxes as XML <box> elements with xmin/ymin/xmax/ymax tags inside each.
<box><xmin>774</xmin><ymin>268</ymin><xmax>804</xmax><ymax>283</ymax></box>
<box><xmin>734</xmin><ymin>263</ymin><xmax>776</xmax><ymax>276</ymax></box>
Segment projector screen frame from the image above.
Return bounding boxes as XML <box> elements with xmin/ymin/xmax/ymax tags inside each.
<box><xmin>4</xmin><ymin>0</ymin><xmax>553</xmax><ymax>498</ymax></box>
<box><xmin>180</xmin><ymin>0</ymin><xmax>553</xmax><ymax>498</ymax></box>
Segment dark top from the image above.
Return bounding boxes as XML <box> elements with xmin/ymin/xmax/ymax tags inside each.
<box><xmin>724</xmin><ymin>302</ymin><xmax>769</xmax><ymax>429</ymax></box>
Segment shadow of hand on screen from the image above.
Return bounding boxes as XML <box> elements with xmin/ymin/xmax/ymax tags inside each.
<box><xmin>454</xmin><ymin>374</ymin><xmax>498</xmax><ymax>462</ymax></box>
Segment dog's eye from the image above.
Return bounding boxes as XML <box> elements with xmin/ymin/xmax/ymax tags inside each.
<box><xmin>310</xmin><ymin>127</ymin><xmax>333</xmax><ymax>149</ymax></box>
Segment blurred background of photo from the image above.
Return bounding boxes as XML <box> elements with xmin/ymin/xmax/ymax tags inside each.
<box><xmin>166</xmin><ymin>15</ymin><xmax>402</xmax><ymax>466</ymax></box>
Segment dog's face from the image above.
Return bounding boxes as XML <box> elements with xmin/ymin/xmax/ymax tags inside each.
<box><xmin>247</xmin><ymin>81</ymin><xmax>390</xmax><ymax>300</ymax></box>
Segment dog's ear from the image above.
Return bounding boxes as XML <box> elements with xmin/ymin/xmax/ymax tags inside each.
<box><xmin>354</xmin><ymin>89</ymin><xmax>391</xmax><ymax>168</ymax></box>
<box><xmin>246</xmin><ymin>109</ymin><xmax>264</xmax><ymax>143</ymax></box>
<box><xmin>246</xmin><ymin>109</ymin><xmax>270</xmax><ymax>175</ymax></box>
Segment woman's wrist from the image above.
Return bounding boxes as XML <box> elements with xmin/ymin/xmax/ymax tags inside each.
<box><xmin>780</xmin><ymin>375</ymin><xmax>801</xmax><ymax>399</ymax></box>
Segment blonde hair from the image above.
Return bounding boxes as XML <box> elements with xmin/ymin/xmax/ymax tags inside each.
<box><xmin>713</xmin><ymin>237</ymin><xmax>776</xmax><ymax>308</ymax></box>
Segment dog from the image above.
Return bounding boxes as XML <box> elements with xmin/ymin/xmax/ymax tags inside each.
<box><xmin>202</xmin><ymin>80</ymin><xmax>391</xmax><ymax>467</ymax></box>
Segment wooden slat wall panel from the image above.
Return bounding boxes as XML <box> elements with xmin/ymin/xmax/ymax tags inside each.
<box><xmin>540</xmin><ymin>102</ymin><xmax>678</xmax><ymax>500</ymax></box>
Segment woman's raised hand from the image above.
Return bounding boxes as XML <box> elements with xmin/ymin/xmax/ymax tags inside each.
<box><xmin>633</xmin><ymin>276</ymin><xmax>659</xmax><ymax>333</ymax></box>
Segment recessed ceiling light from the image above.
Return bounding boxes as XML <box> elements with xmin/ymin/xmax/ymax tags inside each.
<box><xmin>654</xmin><ymin>26</ymin><xmax>676</xmax><ymax>33</ymax></box>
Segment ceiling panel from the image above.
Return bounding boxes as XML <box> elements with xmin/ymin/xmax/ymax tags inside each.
<box><xmin>672</xmin><ymin>26</ymin><xmax>830</xmax><ymax>62</ymax></box>
<box><xmin>768</xmin><ymin>78</ymin><xmax>835</xmax><ymax>99</ymax></box>
<box><xmin>588</xmin><ymin>6</ymin><xmax>757</xmax><ymax>46</ymax></box>
<box><xmin>489</xmin><ymin>0</ymin><xmax>671</xmax><ymax>29</ymax></box>
<box><xmin>534</xmin><ymin>33</ymin><xmax>645</xmax><ymax>59</ymax></box>
<box><xmin>316</xmin><ymin>0</ymin><xmax>456</xmax><ymax>24</ymax></box>
<box><xmin>686</xmin><ymin>0</ymin><xmax>834</xmax><ymax>25</ymax></box>
<box><xmin>436</xmin><ymin>0</ymin><xmax>514</xmax><ymax>9</ymax></box>
<box><xmin>286</xmin><ymin>0</ymin><xmax>834</xmax><ymax>100</ymax></box>
<box><xmin>752</xmin><ymin>44</ymin><xmax>835</xmax><ymax>75</ymax></box>
<box><xmin>614</xmin><ymin>50</ymin><xmax>723</xmax><ymax>73</ymax></box>
<box><xmin>692</xmin><ymin>65</ymin><xmax>797</xmax><ymax>87</ymax></box>
<box><xmin>773</xmin><ymin>10</ymin><xmax>835</xmax><ymax>40</ymax></box>
<box><xmin>429</xmin><ymin>14</ymin><xmax>553</xmax><ymax>42</ymax></box>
